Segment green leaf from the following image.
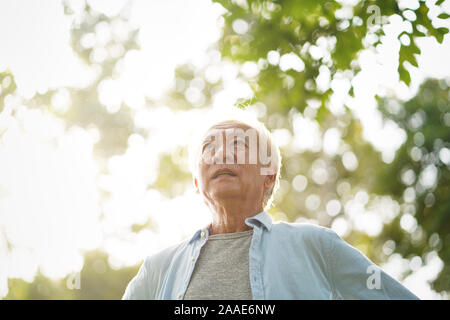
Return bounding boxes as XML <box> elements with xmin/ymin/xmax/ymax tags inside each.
<box><xmin>437</xmin><ymin>13</ymin><xmax>450</xmax><ymax>19</ymax></box>
<box><xmin>435</xmin><ymin>27</ymin><xmax>449</xmax><ymax>43</ymax></box>
<box><xmin>438</xmin><ymin>26</ymin><xmax>449</xmax><ymax>36</ymax></box>
<box><xmin>349</xmin><ymin>85</ymin><xmax>355</xmax><ymax>97</ymax></box>
<box><xmin>399</xmin><ymin>43</ymin><xmax>420</xmax><ymax>68</ymax></box>
<box><xmin>398</xmin><ymin>64</ymin><xmax>411</xmax><ymax>86</ymax></box>
<box><xmin>413</xmin><ymin>27</ymin><xmax>427</xmax><ymax>37</ymax></box>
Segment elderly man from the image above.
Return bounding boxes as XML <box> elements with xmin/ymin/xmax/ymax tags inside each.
<box><xmin>122</xmin><ymin>113</ymin><xmax>418</xmax><ymax>300</ymax></box>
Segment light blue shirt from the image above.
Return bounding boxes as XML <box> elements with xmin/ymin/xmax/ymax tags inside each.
<box><xmin>122</xmin><ymin>211</ymin><xmax>419</xmax><ymax>300</ymax></box>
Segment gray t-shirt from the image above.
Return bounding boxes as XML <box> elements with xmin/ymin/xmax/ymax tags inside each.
<box><xmin>184</xmin><ymin>229</ymin><xmax>253</xmax><ymax>300</ymax></box>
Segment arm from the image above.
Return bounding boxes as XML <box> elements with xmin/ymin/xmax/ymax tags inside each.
<box><xmin>324</xmin><ymin>229</ymin><xmax>419</xmax><ymax>300</ymax></box>
<box><xmin>122</xmin><ymin>258</ymin><xmax>152</xmax><ymax>300</ymax></box>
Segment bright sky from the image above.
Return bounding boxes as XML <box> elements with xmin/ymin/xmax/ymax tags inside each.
<box><xmin>0</xmin><ymin>0</ymin><xmax>449</xmax><ymax>299</ymax></box>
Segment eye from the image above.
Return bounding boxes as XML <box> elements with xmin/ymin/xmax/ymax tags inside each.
<box><xmin>234</xmin><ymin>139</ymin><xmax>246</xmax><ymax>147</ymax></box>
<box><xmin>202</xmin><ymin>143</ymin><xmax>213</xmax><ymax>153</ymax></box>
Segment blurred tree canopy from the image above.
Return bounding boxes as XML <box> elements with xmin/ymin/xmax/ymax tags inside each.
<box><xmin>1</xmin><ymin>0</ymin><xmax>449</xmax><ymax>299</ymax></box>
<box><xmin>375</xmin><ymin>79</ymin><xmax>450</xmax><ymax>291</ymax></box>
<box><xmin>6</xmin><ymin>250</ymin><xmax>139</xmax><ymax>299</ymax></box>
<box><xmin>214</xmin><ymin>0</ymin><xmax>448</xmax><ymax>112</ymax></box>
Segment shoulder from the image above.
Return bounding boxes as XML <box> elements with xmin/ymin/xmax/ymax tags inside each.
<box><xmin>271</xmin><ymin>220</ymin><xmax>332</xmax><ymax>236</ymax></box>
<box><xmin>123</xmin><ymin>236</ymin><xmax>192</xmax><ymax>299</ymax></box>
<box><xmin>270</xmin><ymin>221</ymin><xmax>336</xmax><ymax>247</ymax></box>
<box><xmin>143</xmin><ymin>237</ymin><xmax>190</xmax><ymax>271</ymax></box>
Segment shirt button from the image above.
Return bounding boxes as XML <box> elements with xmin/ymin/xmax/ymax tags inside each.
<box><xmin>177</xmin><ymin>293</ymin><xmax>182</xmax><ymax>299</ymax></box>
<box><xmin>200</xmin><ymin>231</ymin><xmax>205</xmax><ymax>238</ymax></box>
<box><xmin>190</xmin><ymin>256</ymin><xmax>195</xmax><ymax>262</ymax></box>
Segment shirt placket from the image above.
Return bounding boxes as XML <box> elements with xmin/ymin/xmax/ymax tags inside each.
<box><xmin>176</xmin><ymin>228</ymin><xmax>208</xmax><ymax>300</ymax></box>
<box><xmin>249</xmin><ymin>226</ymin><xmax>264</xmax><ymax>299</ymax></box>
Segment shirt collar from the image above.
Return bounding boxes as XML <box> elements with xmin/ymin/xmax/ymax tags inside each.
<box><xmin>189</xmin><ymin>224</ymin><xmax>212</xmax><ymax>244</ymax></box>
<box><xmin>245</xmin><ymin>210</ymin><xmax>273</xmax><ymax>231</ymax></box>
<box><xmin>189</xmin><ymin>211</ymin><xmax>272</xmax><ymax>244</ymax></box>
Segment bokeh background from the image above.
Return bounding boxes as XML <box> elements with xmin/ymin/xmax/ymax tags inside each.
<box><xmin>0</xmin><ymin>0</ymin><xmax>449</xmax><ymax>299</ymax></box>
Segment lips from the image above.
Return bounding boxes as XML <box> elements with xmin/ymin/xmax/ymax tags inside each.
<box><xmin>212</xmin><ymin>168</ymin><xmax>237</xmax><ymax>179</ymax></box>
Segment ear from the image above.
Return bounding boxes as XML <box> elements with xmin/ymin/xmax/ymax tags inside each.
<box><xmin>194</xmin><ymin>177</ymin><xmax>200</xmax><ymax>194</ymax></box>
<box><xmin>264</xmin><ymin>173</ymin><xmax>276</xmax><ymax>189</ymax></box>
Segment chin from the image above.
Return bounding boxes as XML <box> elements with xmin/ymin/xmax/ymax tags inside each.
<box><xmin>210</xmin><ymin>187</ymin><xmax>242</xmax><ymax>199</ymax></box>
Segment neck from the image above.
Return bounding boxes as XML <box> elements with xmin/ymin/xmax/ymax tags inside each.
<box><xmin>208</xmin><ymin>200</ymin><xmax>263</xmax><ymax>235</ymax></box>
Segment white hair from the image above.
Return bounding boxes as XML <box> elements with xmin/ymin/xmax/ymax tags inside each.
<box><xmin>188</xmin><ymin>108</ymin><xmax>281</xmax><ymax>210</ymax></box>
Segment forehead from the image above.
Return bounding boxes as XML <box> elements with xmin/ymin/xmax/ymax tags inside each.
<box><xmin>202</xmin><ymin>121</ymin><xmax>256</xmax><ymax>139</ymax></box>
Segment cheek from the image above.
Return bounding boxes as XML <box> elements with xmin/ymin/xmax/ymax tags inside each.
<box><xmin>197</xmin><ymin>166</ymin><xmax>211</xmax><ymax>190</ymax></box>
<box><xmin>241</xmin><ymin>165</ymin><xmax>263</xmax><ymax>183</ymax></box>
<box><xmin>197</xmin><ymin>175</ymin><xmax>207</xmax><ymax>191</ymax></box>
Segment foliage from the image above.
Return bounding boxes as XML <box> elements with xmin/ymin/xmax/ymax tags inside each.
<box><xmin>0</xmin><ymin>71</ymin><xmax>17</xmax><ymax>114</ymax></box>
<box><xmin>213</xmin><ymin>0</ymin><xmax>448</xmax><ymax>113</ymax></box>
<box><xmin>27</xmin><ymin>3</ymin><xmax>142</xmax><ymax>160</ymax></box>
<box><xmin>375</xmin><ymin>79</ymin><xmax>450</xmax><ymax>291</ymax></box>
<box><xmin>5</xmin><ymin>250</ymin><xmax>138</xmax><ymax>299</ymax></box>
<box><xmin>1</xmin><ymin>0</ymin><xmax>449</xmax><ymax>299</ymax></box>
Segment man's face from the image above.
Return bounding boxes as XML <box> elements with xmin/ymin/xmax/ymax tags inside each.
<box><xmin>194</xmin><ymin>121</ymin><xmax>275</xmax><ymax>209</ymax></box>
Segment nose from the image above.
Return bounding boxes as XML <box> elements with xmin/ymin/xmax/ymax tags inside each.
<box><xmin>213</xmin><ymin>144</ymin><xmax>232</xmax><ymax>164</ymax></box>
<box><xmin>213</xmin><ymin>135</ymin><xmax>234</xmax><ymax>164</ymax></box>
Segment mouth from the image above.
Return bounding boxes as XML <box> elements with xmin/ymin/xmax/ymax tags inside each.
<box><xmin>212</xmin><ymin>169</ymin><xmax>237</xmax><ymax>179</ymax></box>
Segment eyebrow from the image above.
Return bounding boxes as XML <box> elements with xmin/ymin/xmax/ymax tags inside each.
<box><xmin>201</xmin><ymin>134</ymin><xmax>248</xmax><ymax>151</ymax></box>
<box><xmin>201</xmin><ymin>136</ymin><xmax>215</xmax><ymax>152</ymax></box>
